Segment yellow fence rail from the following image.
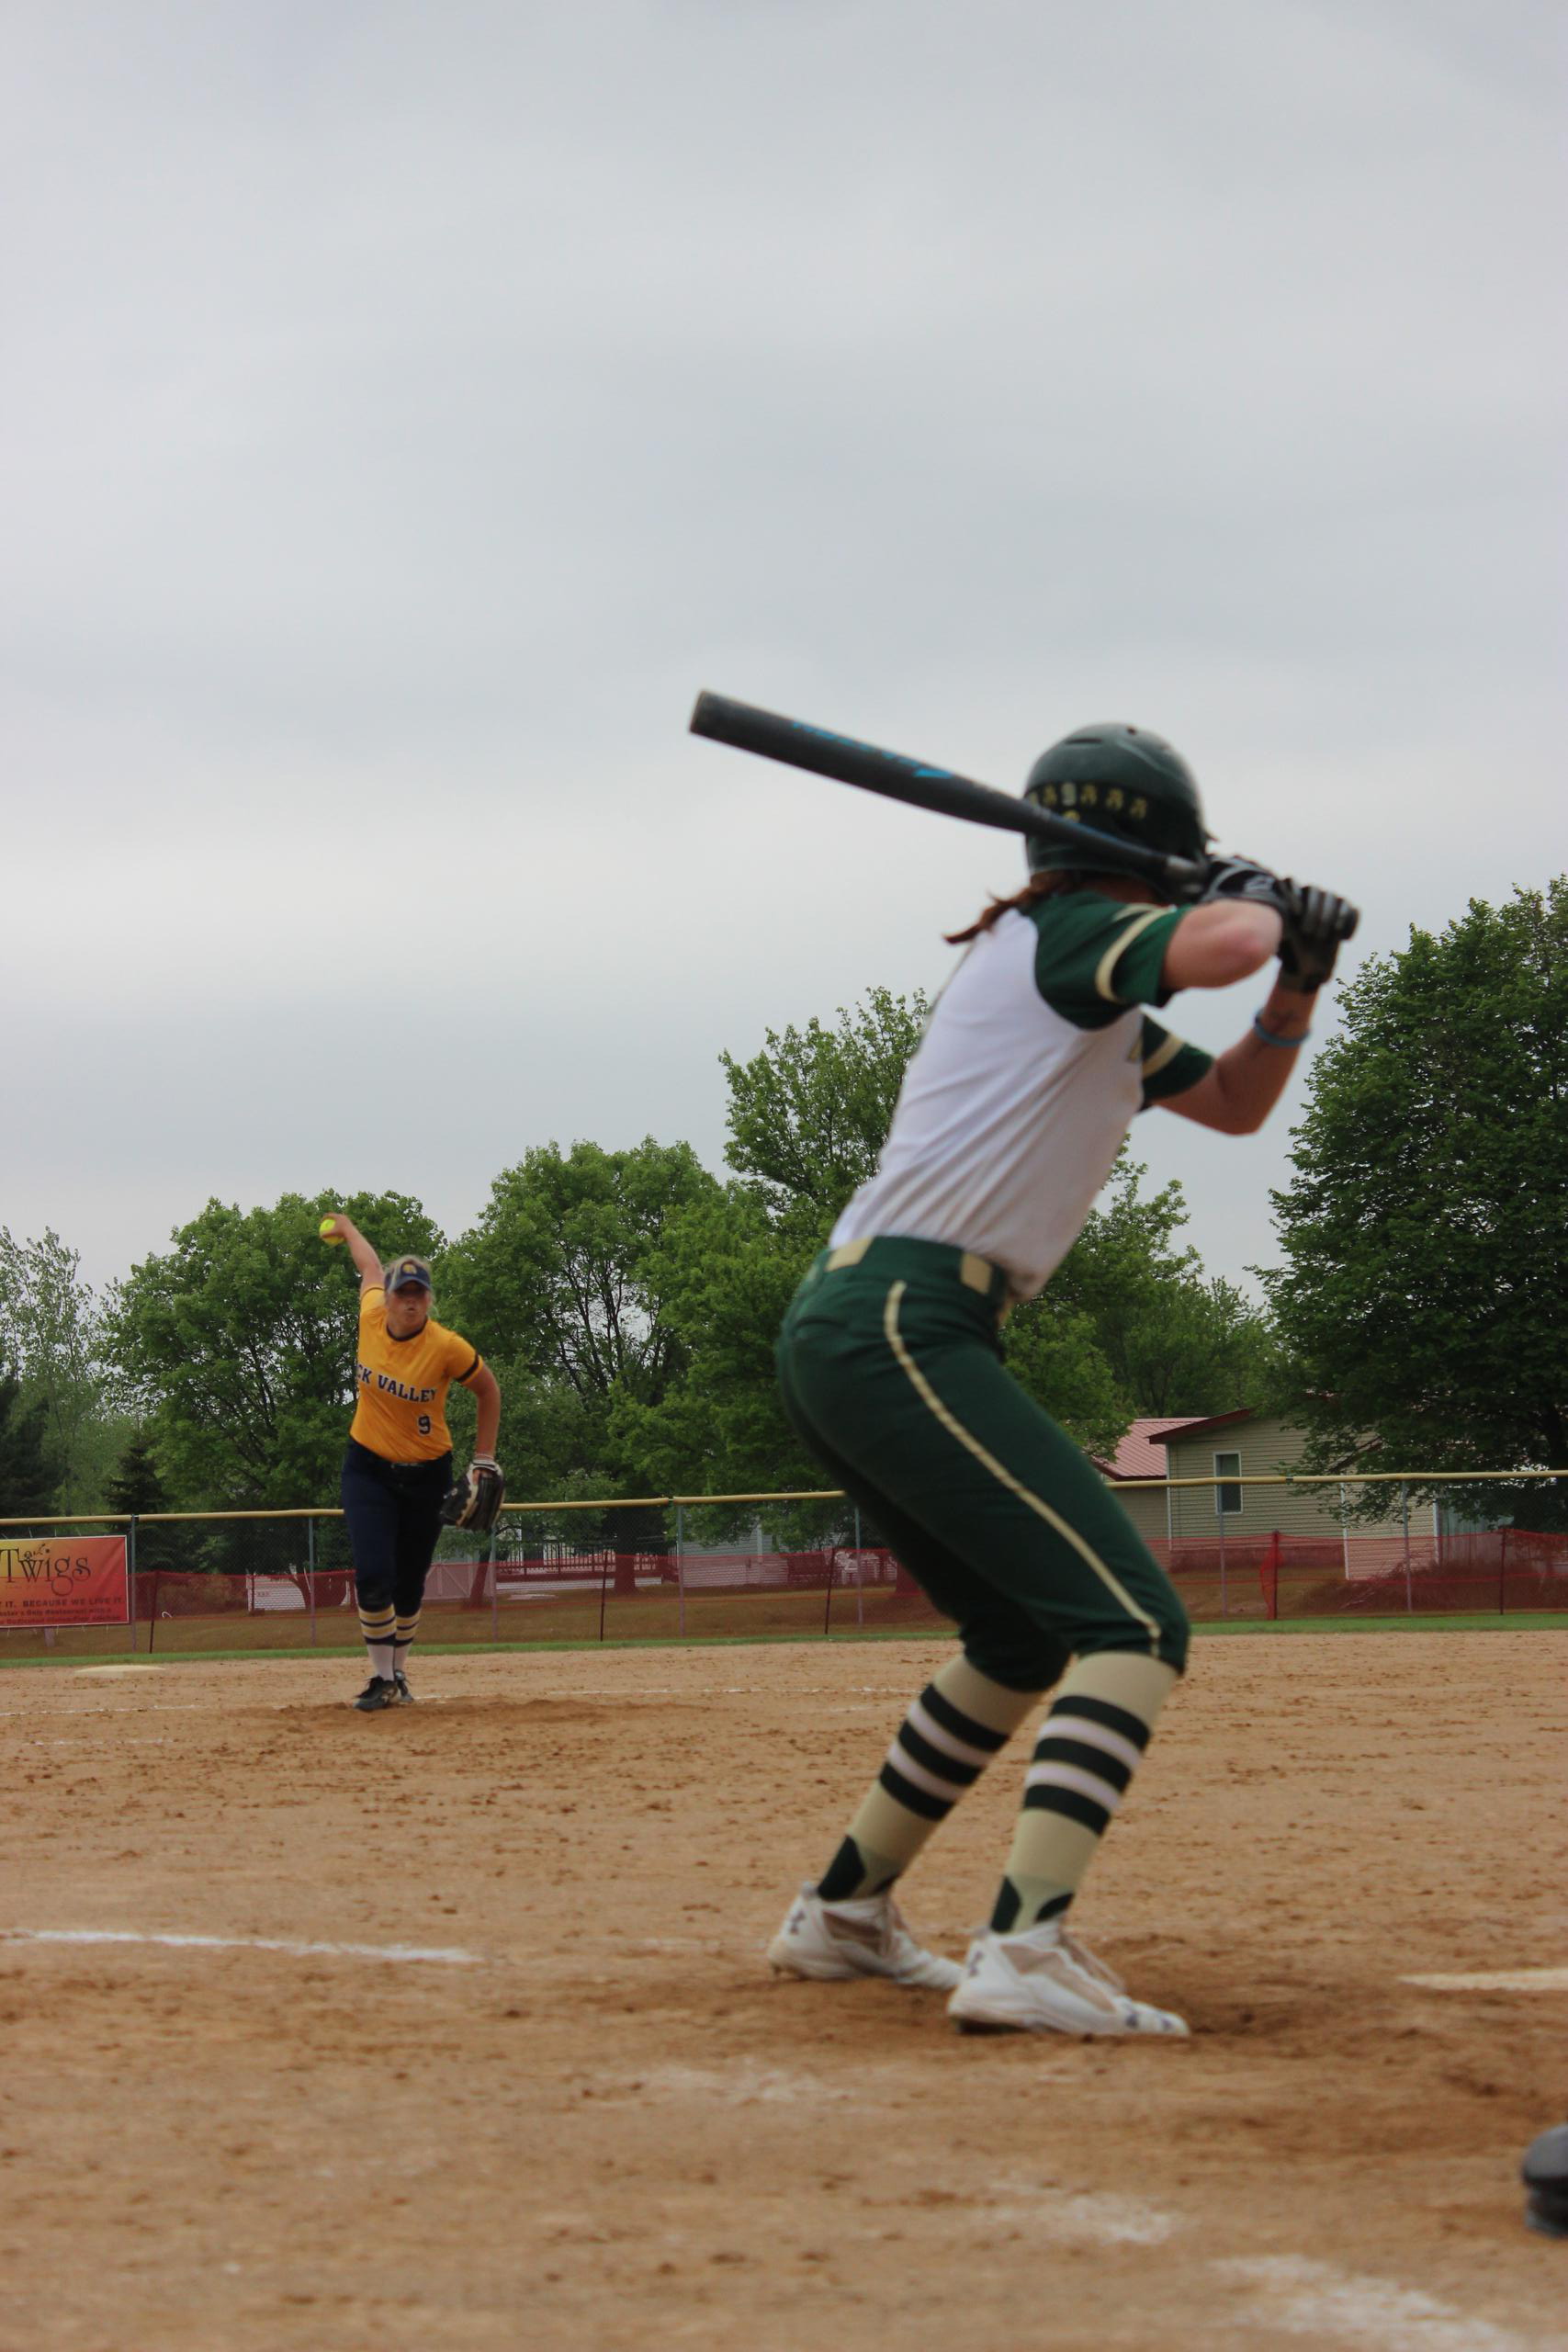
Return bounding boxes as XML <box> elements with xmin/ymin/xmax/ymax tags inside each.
<box><xmin>4</xmin><ymin>1468</ymin><xmax>1565</xmax><ymax>1533</ymax></box>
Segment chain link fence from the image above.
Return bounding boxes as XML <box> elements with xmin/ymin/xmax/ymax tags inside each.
<box><xmin>2</xmin><ymin>1475</ymin><xmax>1564</xmax><ymax>1660</ymax></box>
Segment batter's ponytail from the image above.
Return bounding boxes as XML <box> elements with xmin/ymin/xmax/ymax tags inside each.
<box><xmin>945</xmin><ymin>871</ymin><xmax>1101</xmax><ymax>945</ymax></box>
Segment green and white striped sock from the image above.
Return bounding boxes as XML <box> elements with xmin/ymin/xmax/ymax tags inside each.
<box><xmin>818</xmin><ymin>1657</ymin><xmax>1040</xmax><ymax>1901</ymax></box>
<box><xmin>991</xmin><ymin>1653</ymin><xmax>1179</xmax><ymax>1931</ymax></box>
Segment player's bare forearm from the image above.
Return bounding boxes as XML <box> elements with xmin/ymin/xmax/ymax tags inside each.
<box><xmin>1163</xmin><ymin>978</ymin><xmax>1315</xmax><ymax>1134</ymax></box>
<box><xmin>469</xmin><ymin>1365</ymin><xmax>502</xmax><ymax>1458</ymax></box>
<box><xmin>333</xmin><ymin>1218</ymin><xmax>384</xmax><ymax>1290</ymax></box>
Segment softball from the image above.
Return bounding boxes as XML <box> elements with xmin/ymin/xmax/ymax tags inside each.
<box><xmin>320</xmin><ymin>1217</ymin><xmax>344</xmax><ymax>1242</ymax></box>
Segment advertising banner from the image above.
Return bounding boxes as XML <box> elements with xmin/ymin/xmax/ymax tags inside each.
<box><xmin>0</xmin><ymin>1536</ymin><xmax>130</xmax><ymax>1628</ymax></box>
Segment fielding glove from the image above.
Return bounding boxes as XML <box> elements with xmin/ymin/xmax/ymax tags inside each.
<box><xmin>439</xmin><ymin>1456</ymin><xmax>506</xmax><ymax>1535</ymax></box>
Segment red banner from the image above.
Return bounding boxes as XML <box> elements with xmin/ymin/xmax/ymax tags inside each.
<box><xmin>0</xmin><ymin>1536</ymin><xmax>130</xmax><ymax>1628</ymax></box>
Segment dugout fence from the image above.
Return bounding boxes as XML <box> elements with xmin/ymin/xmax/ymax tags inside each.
<box><xmin>2</xmin><ymin>1472</ymin><xmax>1565</xmax><ymax>1661</ymax></box>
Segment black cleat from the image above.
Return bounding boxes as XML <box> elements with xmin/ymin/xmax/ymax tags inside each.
<box><xmin>354</xmin><ymin>1676</ymin><xmax>398</xmax><ymax>1713</ymax></box>
<box><xmin>392</xmin><ymin>1671</ymin><xmax>414</xmax><ymax>1705</ymax></box>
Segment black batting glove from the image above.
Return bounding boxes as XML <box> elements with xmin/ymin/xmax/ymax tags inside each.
<box><xmin>1196</xmin><ymin>852</ymin><xmax>1291</xmax><ymax>913</ymax></box>
<box><xmin>1278</xmin><ymin>883</ymin><xmax>1359</xmax><ymax>993</ymax></box>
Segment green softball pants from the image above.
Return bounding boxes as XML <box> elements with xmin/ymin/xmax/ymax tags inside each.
<box><xmin>776</xmin><ymin>1237</ymin><xmax>1189</xmax><ymax>1690</ymax></box>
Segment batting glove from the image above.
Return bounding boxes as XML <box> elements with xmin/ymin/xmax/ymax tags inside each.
<box><xmin>1278</xmin><ymin>883</ymin><xmax>1358</xmax><ymax>993</ymax></box>
<box><xmin>1196</xmin><ymin>853</ymin><xmax>1291</xmax><ymax>913</ymax></box>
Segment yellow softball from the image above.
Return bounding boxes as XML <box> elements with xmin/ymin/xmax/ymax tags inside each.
<box><xmin>320</xmin><ymin>1217</ymin><xmax>344</xmax><ymax>1242</ymax></box>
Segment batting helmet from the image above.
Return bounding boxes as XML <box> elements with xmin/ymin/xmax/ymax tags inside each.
<box><xmin>1023</xmin><ymin>723</ymin><xmax>1210</xmax><ymax>876</ymax></box>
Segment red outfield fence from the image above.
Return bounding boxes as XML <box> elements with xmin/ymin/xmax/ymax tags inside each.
<box><xmin>1164</xmin><ymin>1527</ymin><xmax>1568</xmax><ymax>1621</ymax></box>
<box><xmin>2</xmin><ymin>1481</ymin><xmax>1565</xmax><ymax>1659</ymax></box>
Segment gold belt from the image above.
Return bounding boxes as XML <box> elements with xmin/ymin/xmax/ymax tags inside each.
<box><xmin>824</xmin><ymin>1237</ymin><xmax>1013</xmax><ymax>1317</ymax></box>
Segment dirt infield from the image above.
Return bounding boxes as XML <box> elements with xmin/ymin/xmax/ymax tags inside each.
<box><xmin>2</xmin><ymin>1631</ymin><xmax>1563</xmax><ymax>2351</ymax></box>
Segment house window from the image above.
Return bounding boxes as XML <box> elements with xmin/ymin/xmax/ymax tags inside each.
<box><xmin>1214</xmin><ymin>1451</ymin><xmax>1242</xmax><ymax>1517</ymax></box>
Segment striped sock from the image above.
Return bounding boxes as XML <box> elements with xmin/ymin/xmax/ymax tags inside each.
<box><xmin>817</xmin><ymin>1657</ymin><xmax>1040</xmax><ymax>1902</ymax></box>
<box><xmin>991</xmin><ymin>1653</ymin><xmax>1179</xmax><ymax>1931</ymax></box>
<box><xmin>358</xmin><ymin>1600</ymin><xmax>396</xmax><ymax>1682</ymax></box>
<box><xmin>391</xmin><ymin>1611</ymin><xmax>420</xmax><ymax>1682</ymax></box>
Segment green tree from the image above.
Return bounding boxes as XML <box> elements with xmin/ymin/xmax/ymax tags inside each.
<box><xmin>722</xmin><ymin>986</ymin><xmax>930</xmax><ymax>1221</ymax></box>
<box><xmin>105</xmin><ymin>1426</ymin><xmax>170</xmax><ymax>1516</ymax></box>
<box><xmin>1262</xmin><ymin>883</ymin><xmax>1568</xmax><ymax>1527</ymax></box>
<box><xmin>612</xmin><ymin>994</ymin><xmax>935</xmax><ymax>1513</ymax></box>
<box><xmin>998</xmin><ymin>1293</ymin><xmax>1135</xmax><ymax>1459</ymax></box>
<box><xmin>104</xmin><ymin>1190</ymin><xmax>444</xmax><ymax>1508</ymax></box>
<box><xmin>441</xmin><ymin>1139</ymin><xmax>721</xmax><ymax>1510</ymax></box>
<box><xmin>0</xmin><ymin>1227</ymin><xmax>128</xmax><ymax>1510</ymax></box>
<box><xmin>611</xmin><ymin>1182</ymin><xmax>822</xmax><ymax>1504</ymax></box>
<box><xmin>1050</xmin><ymin>1154</ymin><xmax>1282</xmax><ymax>1419</ymax></box>
<box><xmin>0</xmin><ymin>1370</ymin><xmax>54</xmax><ymax>1519</ymax></box>
<box><xmin>103</xmin><ymin>1423</ymin><xmax>190</xmax><ymax>1577</ymax></box>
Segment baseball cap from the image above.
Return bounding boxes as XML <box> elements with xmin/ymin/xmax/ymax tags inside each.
<box><xmin>385</xmin><ymin>1255</ymin><xmax>433</xmax><ymax>1293</ymax></box>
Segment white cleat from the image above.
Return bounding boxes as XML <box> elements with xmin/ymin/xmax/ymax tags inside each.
<box><xmin>948</xmin><ymin>1920</ymin><xmax>1189</xmax><ymax>2038</ymax></box>
<box><xmin>767</xmin><ymin>1883</ymin><xmax>964</xmax><ymax>1992</ymax></box>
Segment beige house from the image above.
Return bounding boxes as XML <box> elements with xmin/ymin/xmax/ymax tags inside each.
<box><xmin>1089</xmin><ymin>1418</ymin><xmax>1213</xmax><ymax>1546</ymax></box>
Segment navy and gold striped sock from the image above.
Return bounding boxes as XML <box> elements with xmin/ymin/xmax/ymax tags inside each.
<box><xmin>390</xmin><ymin>1610</ymin><xmax>421</xmax><ymax>1684</ymax></box>
<box><xmin>358</xmin><ymin>1599</ymin><xmax>396</xmax><ymax>1681</ymax></box>
<box><xmin>817</xmin><ymin>1657</ymin><xmax>1040</xmax><ymax>1902</ymax></box>
<box><xmin>991</xmin><ymin>1653</ymin><xmax>1179</xmax><ymax>1931</ymax></box>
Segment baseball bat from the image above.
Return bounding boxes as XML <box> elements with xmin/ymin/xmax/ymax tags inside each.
<box><xmin>689</xmin><ymin>691</ymin><xmax>1211</xmax><ymax>897</ymax></box>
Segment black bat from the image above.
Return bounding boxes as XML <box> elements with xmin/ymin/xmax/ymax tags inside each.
<box><xmin>689</xmin><ymin>690</ymin><xmax>1210</xmax><ymax>898</ymax></box>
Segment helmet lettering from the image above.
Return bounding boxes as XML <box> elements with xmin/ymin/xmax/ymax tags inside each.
<box><xmin>1021</xmin><ymin>722</ymin><xmax>1206</xmax><ymax>879</ymax></box>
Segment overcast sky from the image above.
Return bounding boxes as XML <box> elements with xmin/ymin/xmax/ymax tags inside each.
<box><xmin>3</xmin><ymin>0</ymin><xmax>1562</xmax><ymax>1307</ymax></box>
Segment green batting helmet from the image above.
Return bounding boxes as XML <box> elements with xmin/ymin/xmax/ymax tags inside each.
<box><xmin>1023</xmin><ymin>723</ymin><xmax>1210</xmax><ymax>876</ymax></box>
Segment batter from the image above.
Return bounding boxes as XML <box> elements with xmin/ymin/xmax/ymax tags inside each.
<box><xmin>767</xmin><ymin>720</ymin><xmax>1352</xmax><ymax>2035</ymax></box>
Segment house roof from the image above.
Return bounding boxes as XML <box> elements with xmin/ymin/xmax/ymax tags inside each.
<box><xmin>1092</xmin><ymin>1417</ymin><xmax>1219</xmax><ymax>1481</ymax></box>
<box><xmin>1156</xmin><ymin>1408</ymin><xmax>1257</xmax><ymax>1443</ymax></box>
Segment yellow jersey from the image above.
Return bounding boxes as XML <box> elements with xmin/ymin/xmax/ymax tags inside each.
<box><xmin>348</xmin><ymin>1286</ymin><xmax>484</xmax><ymax>1463</ymax></box>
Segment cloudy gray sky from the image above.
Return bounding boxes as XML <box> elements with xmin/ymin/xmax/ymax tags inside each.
<box><xmin>4</xmin><ymin>0</ymin><xmax>1562</xmax><ymax>1303</ymax></box>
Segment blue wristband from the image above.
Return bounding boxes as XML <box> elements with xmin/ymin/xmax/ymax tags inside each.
<box><xmin>1253</xmin><ymin>1011</ymin><xmax>1308</xmax><ymax>1048</ymax></box>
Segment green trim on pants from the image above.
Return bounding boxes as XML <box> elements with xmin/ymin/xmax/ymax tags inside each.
<box><xmin>777</xmin><ymin>1238</ymin><xmax>1189</xmax><ymax>1687</ymax></box>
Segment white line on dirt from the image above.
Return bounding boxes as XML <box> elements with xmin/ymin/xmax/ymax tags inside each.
<box><xmin>0</xmin><ymin>1702</ymin><xmax>206</xmax><ymax>1717</ymax></box>
<box><xmin>2</xmin><ymin>1928</ymin><xmax>484</xmax><ymax>1966</ymax></box>
<box><xmin>988</xmin><ymin>2187</ymin><xmax>1179</xmax><ymax>2245</ymax></box>
<box><xmin>641</xmin><ymin>2061</ymin><xmax>852</xmax><ymax>2105</ymax></box>
<box><xmin>1402</xmin><ymin>1968</ymin><xmax>1568</xmax><ymax>1994</ymax></box>
<box><xmin>1210</xmin><ymin>2256</ymin><xmax>1538</xmax><ymax>2351</ymax></box>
